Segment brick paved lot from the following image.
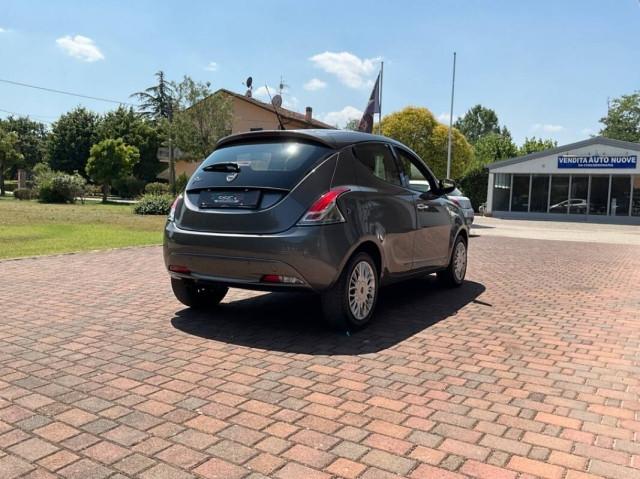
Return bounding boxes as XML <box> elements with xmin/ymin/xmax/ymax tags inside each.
<box><xmin>0</xmin><ymin>235</ymin><xmax>639</xmax><ymax>479</ymax></box>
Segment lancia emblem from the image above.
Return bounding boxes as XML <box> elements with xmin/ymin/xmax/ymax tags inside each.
<box><xmin>226</xmin><ymin>173</ymin><xmax>238</xmax><ymax>182</ymax></box>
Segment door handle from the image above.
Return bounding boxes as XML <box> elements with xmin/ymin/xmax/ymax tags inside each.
<box><xmin>416</xmin><ymin>203</ymin><xmax>427</xmax><ymax>210</ymax></box>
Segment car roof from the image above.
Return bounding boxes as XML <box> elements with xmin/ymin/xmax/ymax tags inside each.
<box><xmin>216</xmin><ymin>129</ymin><xmax>408</xmax><ymax>150</ymax></box>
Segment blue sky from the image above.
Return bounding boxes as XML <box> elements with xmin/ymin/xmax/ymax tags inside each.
<box><xmin>1</xmin><ymin>0</ymin><xmax>639</xmax><ymax>145</ymax></box>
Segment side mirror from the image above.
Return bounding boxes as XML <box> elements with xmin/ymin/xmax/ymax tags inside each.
<box><xmin>438</xmin><ymin>178</ymin><xmax>457</xmax><ymax>195</ymax></box>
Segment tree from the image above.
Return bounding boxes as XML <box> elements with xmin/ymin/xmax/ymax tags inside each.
<box><xmin>454</xmin><ymin>104</ymin><xmax>500</xmax><ymax>145</ymax></box>
<box><xmin>86</xmin><ymin>139</ymin><xmax>139</xmax><ymax>202</ymax></box>
<box><xmin>381</xmin><ymin>107</ymin><xmax>473</xmax><ymax>178</ymax></box>
<box><xmin>2</xmin><ymin>116</ymin><xmax>48</xmax><ymax>173</ymax></box>
<box><xmin>170</xmin><ymin>77</ymin><xmax>232</xmax><ymax>162</ymax></box>
<box><xmin>131</xmin><ymin>71</ymin><xmax>175</xmax><ymax>121</ymax></box>
<box><xmin>518</xmin><ymin>136</ymin><xmax>557</xmax><ymax>156</ymax></box>
<box><xmin>98</xmin><ymin>107</ymin><xmax>162</xmax><ymax>182</ymax></box>
<box><xmin>0</xmin><ymin>126</ymin><xmax>24</xmax><ymax>196</ymax></box>
<box><xmin>467</xmin><ymin>129</ymin><xmax>518</xmax><ymax>173</ymax></box>
<box><xmin>131</xmin><ymin>71</ymin><xmax>177</xmax><ymax>188</ymax></box>
<box><xmin>344</xmin><ymin>119</ymin><xmax>360</xmax><ymax>131</ymax></box>
<box><xmin>600</xmin><ymin>92</ymin><xmax>640</xmax><ymax>142</ymax></box>
<box><xmin>48</xmin><ymin>107</ymin><xmax>100</xmax><ymax>175</ymax></box>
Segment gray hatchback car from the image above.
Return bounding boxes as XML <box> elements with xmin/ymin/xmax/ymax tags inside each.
<box><xmin>164</xmin><ymin>129</ymin><xmax>469</xmax><ymax>330</ymax></box>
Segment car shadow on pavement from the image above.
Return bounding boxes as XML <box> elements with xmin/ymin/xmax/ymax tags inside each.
<box><xmin>171</xmin><ymin>277</ymin><xmax>485</xmax><ymax>355</ymax></box>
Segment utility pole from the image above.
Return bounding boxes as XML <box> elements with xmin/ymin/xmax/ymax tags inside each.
<box><xmin>379</xmin><ymin>61</ymin><xmax>384</xmax><ymax>134</ymax></box>
<box><xmin>446</xmin><ymin>52</ymin><xmax>457</xmax><ymax>179</ymax></box>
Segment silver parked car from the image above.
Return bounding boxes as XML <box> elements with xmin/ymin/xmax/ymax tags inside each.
<box><xmin>447</xmin><ymin>188</ymin><xmax>474</xmax><ymax>225</ymax></box>
<box><xmin>164</xmin><ymin>129</ymin><xmax>469</xmax><ymax>330</ymax></box>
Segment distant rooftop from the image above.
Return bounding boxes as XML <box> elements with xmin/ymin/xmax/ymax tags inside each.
<box><xmin>216</xmin><ymin>88</ymin><xmax>334</xmax><ymax>129</ymax></box>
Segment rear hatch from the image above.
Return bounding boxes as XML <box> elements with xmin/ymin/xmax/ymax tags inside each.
<box><xmin>177</xmin><ymin>140</ymin><xmax>336</xmax><ymax>234</ymax></box>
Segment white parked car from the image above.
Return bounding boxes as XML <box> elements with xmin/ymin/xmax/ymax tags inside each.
<box><xmin>447</xmin><ymin>188</ymin><xmax>474</xmax><ymax>225</ymax></box>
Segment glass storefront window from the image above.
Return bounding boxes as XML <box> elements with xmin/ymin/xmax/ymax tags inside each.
<box><xmin>589</xmin><ymin>176</ymin><xmax>609</xmax><ymax>215</ymax></box>
<box><xmin>569</xmin><ymin>176</ymin><xmax>588</xmax><ymax>214</ymax></box>
<box><xmin>610</xmin><ymin>176</ymin><xmax>631</xmax><ymax>216</ymax></box>
<box><xmin>492</xmin><ymin>173</ymin><xmax>511</xmax><ymax>211</ymax></box>
<box><xmin>511</xmin><ymin>175</ymin><xmax>530</xmax><ymax>211</ymax></box>
<box><xmin>530</xmin><ymin>175</ymin><xmax>549</xmax><ymax>212</ymax></box>
<box><xmin>633</xmin><ymin>177</ymin><xmax>640</xmax><ymax>217</ymax></box>
<box><xmin>549</xmin><ymin>176</ymin><xmax>569</xmax><ymax>214</ymax></box>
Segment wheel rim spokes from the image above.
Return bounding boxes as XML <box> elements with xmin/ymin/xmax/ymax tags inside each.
<box><xmin>348</xmin><ymin>261</ymin><xmax>375</xmax><ymax>320</ymax></box>
<box><xmin>453</xmin><ymin>242</ymin><xmax>467</xmax><ymax>281</ymax></box>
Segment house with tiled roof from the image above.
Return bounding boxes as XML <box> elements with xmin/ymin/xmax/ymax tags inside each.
<box><xmin>158</xmin><ymin>88</ymin><xmax>332</xmax><ymax>180</ymax></box>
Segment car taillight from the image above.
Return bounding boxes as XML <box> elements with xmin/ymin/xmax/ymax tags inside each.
<box><xmin>297</xmin><ymin>187</ymin><xmax>350</xmax><ymax>225</ymax></box>
<box><xmin>449</xmin><ymin>197</ymin><xmax>461</xmax><ymax>207</ymax></box>
<box><xmin>168</xmin><ymin>194</ymin><xmax>182</xmax><ymax>222</ymax></box>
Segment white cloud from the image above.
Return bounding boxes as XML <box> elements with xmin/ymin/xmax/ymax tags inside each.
<box><xmin>253</xmin><ymin>85</ymin><xmax>277</xmax><ymax>100</ymax></box>
<box><xmin>56</xmin><ymin>35</ymin><xmax>104</xmax><ymax>62</ymax></box>
<box><xmin>323</xmin><ymin>106</ymin><xmax>363</xmax><ymax>127</ymax></box>
<box><xmin>437</xmin><ymin>112</ymin><xmax>458</xmax><ymax>124</ymax></box>
<box><xmin>204</xmin><ymin>61</ymin><xmax>218</xmax><ymax>72</ymax></box>
<box><xmin>303</xmin><ymin>78</ymin><xmax>327</xmax><ymax>91</ymax></box>
<box><xmin>309</xmin><ymin>51</ymin><xmax>380</xmax><ymax>88</ymax></box>
<box><xmin>581</xmin><ymin>127</ymin><xmax>597</xmax><ymax>137</ymax></box>
<box><xmin>533</xmin><ymin>123</ymin><xmax>564</xmax><ymax>133</ymax></box>
<box><xmin>0</xmin><ymin>28</ymin><xmax>6</xmax><ymax>33</ymax></box>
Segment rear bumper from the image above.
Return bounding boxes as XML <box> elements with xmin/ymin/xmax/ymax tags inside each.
<box><xmin>163</xmin><ymin>221</ymin><xmax>353</xmax><ymax>292</ymax></box>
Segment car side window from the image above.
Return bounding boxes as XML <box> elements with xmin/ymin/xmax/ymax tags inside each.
<box><xmin>353</xmin><ymin>143</ymin><xmax>402</xmax><ymax>186</ymax></box>
<box><xmin>394</xmin><ymin>148</ymin><xmax>437</xmax><ymax>193</ymax></box>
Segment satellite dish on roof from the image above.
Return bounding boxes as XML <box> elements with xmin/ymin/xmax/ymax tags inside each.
<box><xmin>244</xmin><ymin>76</ymin><xmax>253</xmax><ymax>97</ymax></box>
<box><xmin>272</xmin><ymin>94</ymin><xmax>282</xmax><ymax>109</ymax></box>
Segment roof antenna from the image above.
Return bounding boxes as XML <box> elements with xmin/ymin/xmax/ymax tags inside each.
<box><xmin>265</xmin><ymin>84</ymin><xmax>286</xmax><ymax>130</ymax></box>
<box><xmin>278</xmin><ymin>75</ymin><xmax>288</xmax><ymax>96</ymax></box>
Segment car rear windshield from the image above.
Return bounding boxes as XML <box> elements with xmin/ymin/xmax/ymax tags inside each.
<box><xmin>192</xmin><ymin>141</ymin><xmax>333</xmax><ymax>190</ymax></box>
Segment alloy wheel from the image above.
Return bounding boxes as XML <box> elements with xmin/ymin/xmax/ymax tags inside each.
<box><xmin>453</xmin><ymin>241</ymin><xmax>467</xmax><ymax>282</ymax></box>
<box><xmin>348</xmin><ymin>261</ymin><xmax>376</xmax><ymax>320</ymax></box>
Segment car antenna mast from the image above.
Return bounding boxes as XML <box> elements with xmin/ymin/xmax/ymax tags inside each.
<box><xmin>265</xmin><ymin>85</ymin><xmax>286</xmax><ymax>130</ymax></box>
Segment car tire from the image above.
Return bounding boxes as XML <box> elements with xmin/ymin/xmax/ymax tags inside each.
<box><xmin>321</xmin><ymin>252</ymin><xmax>379</xmax><ymax>331</ymax></box>
<box><xmin>437</xmin><ymin>235</ymin><xmax>467</xmax><ymax>287</ymax></box>
<box><xmin>171</xmin><ymin>278</ymin><xmax>228</xmax><ymax>309</ymax></box>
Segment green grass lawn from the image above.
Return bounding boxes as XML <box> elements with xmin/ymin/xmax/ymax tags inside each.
<box><xmin>0</xmin><ymin>196</ymin><xmax>166</xmax><ymax>259</ymax></box>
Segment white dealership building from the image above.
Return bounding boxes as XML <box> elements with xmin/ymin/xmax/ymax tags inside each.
<box><xmin>485</xmin><ymin>136</ymin><xmax>640</xmax><ymax>223</ymax></box>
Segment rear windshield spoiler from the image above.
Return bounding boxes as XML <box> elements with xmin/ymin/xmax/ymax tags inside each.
<box><xmin>216</xmin><ymin>130</ymin><xmax>336</xmax><ymax>150</ymax></box>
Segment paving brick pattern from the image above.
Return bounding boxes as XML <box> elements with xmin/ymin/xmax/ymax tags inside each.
<box><xmin>0</xmin><ymin>236</ymin><xmax>638</xmax><ymax>478</ymax></box>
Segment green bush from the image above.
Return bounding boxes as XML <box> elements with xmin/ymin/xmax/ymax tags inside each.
<box><xmin>13</xmin><ymin>188</ymin><xmax>36</xmax><ymax>200</ymax></box>
<box><xmin>175</xmin><ymin>172</ymin><xmax>189</xmax><ymax>194</ymax></box>
<box><xmin>113</xmin><ymin>175</ymin><xmax>145</xmax><ymax>199</ymax></box>
<box><xmin>458</xmin><ymin>168</ymin><xmax>489</xmax><ymax>212</ymax></box>
<box><xmin>133</xmin><ymin>194</ymin><xmax>174</xmax><ymax>215</ymax></box>
<box><xmin>144</xmin><ymin>182</ymin><xmax>169</xmax><ymax>195</ymax></box>
<box><xmin>38</xmin><ymin>173</ymin><xmax>87</xmax><ymax>204</ymax></box>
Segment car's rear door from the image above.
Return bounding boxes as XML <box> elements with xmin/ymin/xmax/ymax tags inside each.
<box><xmin>350</xmin><ymin>143</ymin><xmax>416</xmax><ymax>274</ymax></box>
<box><xmin>392</xmin><ymin>147</ymin><xmax>451</xmax><ymax>269</ymax></box>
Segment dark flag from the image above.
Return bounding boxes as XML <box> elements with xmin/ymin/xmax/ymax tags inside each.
<box><xmin>357</xmin><ymin>71</ymin><xmax>381</xmax><ymax>133</ymax></box>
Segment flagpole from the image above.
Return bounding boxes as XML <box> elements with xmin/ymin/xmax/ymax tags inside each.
<box><xmin>446</xmin><ymin>52</ymin><xmax>456</xmax><ymax>179</ymax></box>
<box><xmin>378</xmin><ymin>61</ymin><xmax>383</xmax><ymax>135</ymax></box>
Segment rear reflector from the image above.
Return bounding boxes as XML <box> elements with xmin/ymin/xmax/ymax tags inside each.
<box><xmin>261</xmin><ymin>274</ymin><xmax>304</xmax><ymax>284</ymax></box>
<box><xmin>169</xmin><ymin>265</ymin><xmax>191</xmax><ymax>274</ymax></box>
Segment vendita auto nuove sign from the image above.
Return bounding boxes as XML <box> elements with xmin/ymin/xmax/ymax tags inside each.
<box><xmin>557</xmin><ymin>155</ymin><xmax>637</xmax><ymax>169</ymax></box>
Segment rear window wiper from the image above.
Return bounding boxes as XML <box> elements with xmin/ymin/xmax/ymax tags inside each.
<box><xmin>203</xmin><ymin>162</ymin><xmax>240</xmax><ymax>172</ymax></box>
